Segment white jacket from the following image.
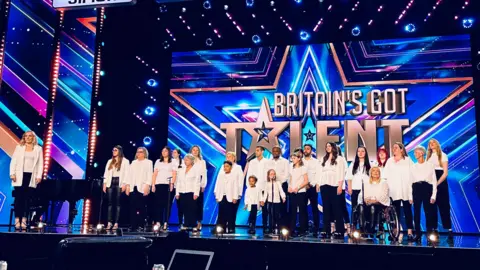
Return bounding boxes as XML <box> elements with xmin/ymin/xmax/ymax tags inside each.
<box><xmin>127</xmin><ymin>159</ymin><xmax>153</xmax><ymax>194</ymax></box>
<box><xmin>214</xmin><ymin>172</ymin><xmax>239</xmax><ymax>203</ymax></box>
<box><xmin>10</xmin><ymin>145</ymin><xmax>43</xmax><ymax>188</ymax></box>
<box><xmin>103</xmin><ymin>158</ymin><xmax>130</xmax><ymax>188</ymax></box>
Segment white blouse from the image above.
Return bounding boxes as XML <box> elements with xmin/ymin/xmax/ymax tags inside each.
<box><xmin>127</xmin><ymin>159</ymin><xmax>153</xmax><ymax>194</ymax></box>
<box><xmin>411</xmin><ymin>161</ymin><xmax>437</xmax><ymax>200</ymax></box>
<box><xmin>176</xmin><ymin>166</ymin><xmax>201</xmax><ymax>196</ymax></box>
<box><xmin>217</xmin><ymin>163</ymin><xmax>244</xmax><ymax>198</ymax></box>
<box><xmin>214</xmin><ymin>172</ymin><xmax>239</xmax><ymax>202</ymax></box>
<box><xmin>244</xmin><ymin>186</ymin><xmax>261</xmax><ymax>211</ymax></box>
<box><xmin>23</xmin><ymin>151</ymin><xmax>35</xmax><ymax>173</ymax></box>
<box><xmin>427</xmin><ymin>150</ymin><xmax>448</xmax><ymax>170</ymax></box>
<box><xmin>303</xmin><ymin>157</ymin><xmax>318</xmax><ymax>186</ymax></box>
<box><xmin>262</xmin><ymin>181</ymin><xmax>286</xmax><ymax>203</ymax></box>
<box><xmin>289</xmin><ymin>165</ymin><xmax>308</xmax><ymax>193</ymax></box>
<box><xmin>268</xmin><ymin>157</ymin><xmax>289</xmax><ymax>184</ymax></box>
<box><xmin>384</xmin><ymin>157</ymin><xmax>413</xmax><ymax>201</ymax></box>
<box><xmin>193</xmin><ymin>159</ymin><xmax>208</xmax><ymax>188</ymax></box>
<box><xmin>358</xmin><ymin>180</ymin><xmax>390</xmax><ymax>206</ymax></box>
<box><xmin>153</xmin><ymin>160</ymin><xmax>176</xmax><ymax>185</ymax></box>
<box><xmin>316</xmin><ymin>156</ymin><xmax>346</xmax><ymax>187</ymax></box>
<box><xmin>246</xmin><ymin>157</ymin><xmax>270</xmax><ymax>191</ymax></box>
<box><xmin>346</xmin><ymin>161</ymin><xmax>370</xmax><ymax>190</ymax></box>
<box><xmin>104</xmin><ymin>158</ymin><xmax>130</xmax><ymax>188</ymax></box>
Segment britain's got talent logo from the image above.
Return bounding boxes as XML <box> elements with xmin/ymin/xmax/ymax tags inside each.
<box><xmin>221</xmin><ymin>89</ymin><xmax>410</xmax><ymax>161</ymax></box>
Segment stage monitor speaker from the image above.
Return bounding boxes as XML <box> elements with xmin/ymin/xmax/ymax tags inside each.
<box><xmin>54</xmin><ymin>236</ymin><xmax>153</xmax><ymax>270</ymax></box>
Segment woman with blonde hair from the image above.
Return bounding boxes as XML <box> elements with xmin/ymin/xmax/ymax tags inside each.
<box><xmin>189</xmin><ymin>145</ymin><xmax>207</xmax><ymax>230</ymax></box>
<box><xmin>103</xmin><ymin>145</ymin><xmax>129</xmax><ymax>231</ymax></box>
<box><xmin>127</xmin><ymin>147</ymin><xmax>153</xmax><ymax>232</ymax></box>
<box><xmin>10</xmin><ymin>131</ymin><xmax>43</xmax><ymax>231</ymax></box>
<box><xmin>426</xmin><ymin>139</ymin><xmax>452</xmax><ymax>238</ymax></box>
<box><xmin>176</xmin><ymin>153</ymin><xmax>201</xmax><ymax>232</ymax></box>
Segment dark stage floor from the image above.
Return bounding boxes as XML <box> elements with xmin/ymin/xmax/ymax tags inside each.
<box><xmin>1</xmin><ymin>225</ymin><xmax>480</xmax><ymax>270</ymax></box>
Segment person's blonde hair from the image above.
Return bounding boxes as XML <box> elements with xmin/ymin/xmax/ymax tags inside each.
<box><xmin>184</xmin><ymin>153</ymin><xmax>195</xmax><ymax>165</ymax></box>
<box><xmin>135</xmin><ymin>147</ymin><xmax>149</xmax><ymax>159</ymax></box>
<box><xmin>19</xmin><ymin>130</ymin><xmax>38</xmax><ymax>146</ymax></box>
<box><xmin>189</xmin><ymin>145</ymin><xmax>203</xmax><ymax>160</ymax></box>
<box><xmin>426</xmin><ymin>139</ymin><xmax>443</xmax><ymax>165</ymax></box>
<box><xmin>369</xmin><ymin>166</ymin><xmax>381</xmax><ymax>184</ymax></box>
<box><xmin>226</xmin><ymin>151</ymin><xmax>236</xmax><ymax>162</ymax></box>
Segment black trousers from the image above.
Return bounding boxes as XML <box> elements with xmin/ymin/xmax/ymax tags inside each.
<box><xmin>177</xmin><ymin>194</ymin><xmax>183</xmax><ymax>225</ymax></box>
<box><xmin>306</xmin><ymin>185</ymin><xmax>320</xmax><ymax>231</ymax></box>
<box><xmin>14</xmin><ymin>172</ymin><xmax>33</xmax><ymax>219</ymax></box>
<box><xmin>179</xmin><ymin>192</ymin><xmax>197</xmax><ymax>228</ymax></box>
<box><xmin>358</xmin><ymin>204</ymin><xmax>384</xmax><ymax>233</ymax></box>
<box><xmin>265</xmin><ymin>202</ymin><xmax>282</xmax><ymax>231</ymax></box>
<box><xmin>154</xmin><ymin>184</ymin><xmax>172</xmax><ymax>224</ymax></box>
<box><xmin>107</xmin><ymin>177</ymin><xmax>121</xmax><ymax>224</ymax></box>
<box><xmin>196</xmin><ymin>191</ymin><xmax>204</xmax><ymax>223</ymax></box>
<box><xmin>281</xmin><ymin>182</ymin><xmax>289</xmax><ymax>227</ymax></box>
<box><xmin>217</xmin><ymin>196</ymin><xmax>235</xmax><ymax>231</ymax></box>
<box><xmin>248</xmin><ymin>205</ymin><xmax>258</xmax><ymax>226</ymax></box>
<box><xmin>392</xmin><ymin>199</ymin><xmax>413</xmax><ymax>230</ymax></box>
<box><xmin>339</xmin><ymin>191</ymin><xmax>350</xmax><ymax>224</ymax></box>
<box><xmin>433</xmin><ymin>170</ymin><xmax>452</xmax><ymax>230</ymax></box>
<box><xmin>320</xmin><ymin>185</ymin><xmax>345</xmax><ymax>234</ymax></box>
<box><xmin>413</xmin><ymin>182</ymin><xmax>435</xmax><ymax>234</ymax></box>
<box><xmin>129</xmin><ymin>187</ymin><xmax>146</xmax><ymax>229</ymax></box>
<box><xmin>350</xmin><ymin>189</ymin><xmax>361</xmax><ymax>225</ymax></box>
<box><xmin>261</xmin><ymin>191</ymin><xmax>268</xmax><ymax>229</ymax></box>
<box><xmin>289</xmin><ymin>193</ymin><xmax>307</xmax><ymax>233</ymax></box>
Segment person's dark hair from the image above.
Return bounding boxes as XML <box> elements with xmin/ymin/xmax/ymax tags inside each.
<box><xmin>248</xmin><ymin>175</ymin><xmax>258</xmax><ymax>183</ymax></box>
<box><xmin>109</xmin><ymin>145</ymin><xmax>124</xmax><ymax>171</ymax></box>
<box><xmin>223</xmin><ymin>161</ymin><xmax>233</xmax><ymax>166</ymax></box>
<box><xmin>322</xmin><ymin>142</ymin><xmax>338</xmax><ymax>167</ymax></box>
<box><xmin>173</xmin><ymin>148</ymin><xmax>183</xmax><ymax>169</ymax></box>
<box><xmin>160</xmin><ymin>146</ymin><xmax>172</xmax><ymax>163</ymax></box>
<box><xmin>377</xmin><ymin>148</ymin><xmax>389</xmax><ymax>167</ymax></box>
<box><xmin>256</xmin><ymin>146</ymin><xmax>265</xmax><ymax>151</ymax></box>
<box><xmin>352</xmin><ymin>146</ymin><xmax>371</xmax><ymax>176</ymax></box>
<box><xmin>304</xmin><ymin>144</ymin><xmax>313</xmax><ymax>150</ymax></box>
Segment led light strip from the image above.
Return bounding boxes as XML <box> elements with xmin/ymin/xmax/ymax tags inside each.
<box><xmin>0</xmin><ymin>0</ymin><xmax>12</xmax><ymax>85</ymax></box>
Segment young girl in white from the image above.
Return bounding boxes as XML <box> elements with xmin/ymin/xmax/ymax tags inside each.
<box><xmin>244</xmin><ymin>175</ymin><xmax>261</xmax><ymax>234</ymax></box>
<box><xmin>261</xmin><ymin>169</ymin><xmax>286</xmax><ymax>234</ymax></box>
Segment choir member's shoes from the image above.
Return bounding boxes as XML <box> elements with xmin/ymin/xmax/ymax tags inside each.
<box><xmin>447</xmin><ymin>230</ymin><xmax>453</xmax><ymax>240</ymax></box>
<box><xmin>333</xmin><ymin>232</ymin><xmax>344</xmax><ymax>240</ymax></box>
<box><xmin>136</xmin><ymin>227</ymin><xmax>145</xmax><ymax>233</ymax></box>
<box><xmin>413</xmin><ymin>234</ymin><xmax>422</xmax><ymax>242</ymax></box>
<box><xmin>320</xmin><ymin>232</ymin><xmax>328</xmax><ymax>239</ymax></box>
<box><xmin>180</xmin><ymin>224</ymin><xmax>186</xmax><ymax>231</ymax></box>
<box><xmin>192</xmin><ymin>228</ymin><xmax>200</xmax><ymax>235</ymax></box>
<box><xmin>106</xmin><ymin>222</ymin><xmax>113</xmax><ymax>231</ymax></box>
<box><xmin>407</xmin><ymin>234</ymin><xmax>414</xmax><ymax>242</ymax></box>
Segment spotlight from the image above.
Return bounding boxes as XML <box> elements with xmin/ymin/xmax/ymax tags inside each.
<box><xmin>96</xmin><ymin>131</ymin><xmax>100</xmax><ymax>136</ymax></box>
<box><xmin>93</xmin><ymin>162</ymin><xmax>98</xmax><ymax>168</ymax></box>
<box><xmin>100</xmin><ymin>70</ymin><xmax>105</xmax><ymax>76</ymax></box>
<box><xmin>224</xmin><ymin>5</ymin><xmax>229</xmax><ymax>10</ymax></box>
<box><xmin>281</xmin><ymin>228</ymin><xmax>289</xmax><ymax>237</ymax></box>
<box><xmin>143</xmin><ymin>136</ymin><xmax>152</xmax><ymax>146</ymax></box>
<box><xmin>38</xmin><ymin>222</ymin><xmax>44</xmax><ymax>229</ymax></box>
<box><xmin>96</xmin><ymin>224</ymin><xmax>103</xmax><ymax>231</ymax></box>
<box><xmin>252</xmin><ymin>35</ymin><xmax>261</xmax><ymax>44</ymax></box>
<box><xmin>463</xmin><ymin>18</ymin><xmax>474</xmax><ymax>29</ymax></box>
<box><xmin>206</xmin><ymin>38</ymin><xmax>213</xmax><ymax>46</ymax></box>
<box><xmin>429</xmin><ymin>233</ymin><xmax>438</xmax><ymax>242</ymax></box>
<box><xmin>404</xmin><ymin>23</ymin><xmax>416</xmax><ymax>33</ymax></box>
<box><xmin>147</xmin><ymin>79</ymin><xmax>158</xmax><ymax>87</ymax></box>
<box><xmin>270</xmin><ymin>1</ymin><xmax>275</xmax><ymax>7</ymax></box>
<box><xmin>159</xmin><ymin>5</ymin><xmax>167</xmax><ymax>13</ymax></box>
<box><xmin>97</xmin><ymin>101</ymin><xmax>103</xmax><ymax>106</ymax></box>
<box><xmin>351</xmin><ymin>26</ymin><xmax>360</xmax><ymax>36</ymax></box>
<box><xmin>246</xmin><ymin>0</ymin><xmax>254</xmax><ymax>7</ymax></box>
<box><xmin>216</xmin><ymin>225</ymin><xmax>224</xmax><ymax>234</ymax></box>
<box><xmin>153</xmin><ymin>224</ymin><xmax>160</xmax><ymax>232</ymax></box>
<box><xmin>203</xmin><ymin>0</ymin><xmax>211</xmax><ymax>10</ymax></box>
<box><xmin>294</xmin><ymin>0</ymin><xmax>302</xmax><ymax>3</ymax></box>
<box><xmin>182</xmin><ymin>7</ymin><xmax>186</xmax><ymax>13</ymax></box>
<box><xmin>144</xmin><ymin>106</ymin><xmax>156</xmax><ymax>116</ymax></box>
<box><xmin>299</xmin><ymin>30</ymin><xmax>310</xmax><ymax>41</ymax></box>
<box><xmin>353</xmin><ymin>230</ymin><xmax>361</xmax><ymax>239</ymax></box>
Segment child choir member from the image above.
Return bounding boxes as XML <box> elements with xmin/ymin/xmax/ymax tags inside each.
<box><xmin>261</xmin><ymin>169</ymin><xmax>286</xmax><ymax>233</ymax></box>
<box><xmin>246</xmin><ymin>146</ymin><xmax>270</xmax><ymax>232</ymax></box>
<box><xmin>214</xmin><ymin>161</ymin><xmax>239</xmax><ymax>233</ymax></box>
<box><xmin>268</xmin><ymin>146</ymin><xmax>289</xmax><ymax>227</ymax></box>
<box><xmin>244</xmin><ymin>176</ymin><xmax>261</xmax><ymax>234</ymax></box>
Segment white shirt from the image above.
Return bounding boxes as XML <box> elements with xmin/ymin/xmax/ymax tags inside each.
<box><xmin>104</xmin><ymin>158</ymin><xmax>130</xmax><ymax>188</ymax></box>
<box><xmin>214</xmin><ymin>172</ymin><xmax>239</xmax><ymax>202</ymax></box>
<box><xmin>289</xmin><ymin>165</ymin><xmax>308</xmax><ymax>193</ymax></box>
<box><xmin>303</xmin><ymin>156</ymin><xmax>317</xmax><ymax>186</ymax></box>
<box><xmin>244</xmin><ymin>186</ymin><xmax>261</xmax><ymax>211</ymax></box>
<box><xmin>427</xmin><ymin>150</ymin><xmax>448</xmax><ymax>170</ymax></box>
<box><xmin>316</xmin><ymin>156</ymin><xmax>346</xmax><ymax>187</ymax></box>
<box><xmin>127</xmin><ymin>159</ymin><xmax>153</xmax><ymax>194</ymax></box>
<box><xmin>23</xmin><ymin>151</ymin><xmax>35</xmax><ymax>173</ymax></box>
<box><xmin>262</xmin><ymin>181</ymin><xmax>286</xmax><ymax>203</ymax></box>
<box><xmin>384</xmin><ymin>157</ymin><xmax>413</xmax><ymax>201</ymax></box>
<box><xmin>176</xmin><ymin>166</ymin><xmax>201</xmax><ymax>196</ymax></box>
<box><xmin>246</xmin><ymin>157</ymin><xmax>270</xmax><ymax>191</ymax></box>
<box><xmin>358</xmin><ymin>180</ymin><xmax>390</xmax><ymax>206</ymax></box>
<box><xmin>194</xmin><ymin>159</ymin><xmax>208</xmax><ymax>188</ymax></box>
<box><xmin>218</xmin><ymin>163</ymin><xmax>244</xmax><ymax>198</ymax></box>
<box><xmin>268</xmin><ymin>157</ymin><xmax>289</xmax><ymax>184</ymax></box>
<box><xmin>346</xmin><ymin>161</ymin><xmax>370</xmax><ymax>190</ymax></box>
<box><xmin>411</xmin><ymin>161</ymin><xmax>437</xmax><ymax>200</ymax></box>
<box><xmin>154</xmin><ymin>160</ymin><xmax>176</xmax><ymax>185</ymax></box>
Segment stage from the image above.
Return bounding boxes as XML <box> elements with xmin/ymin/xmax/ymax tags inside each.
<box><xmin>1</xmin><ymin>226</ymin><xmax>479</xmax><ymax>270</ymax></box>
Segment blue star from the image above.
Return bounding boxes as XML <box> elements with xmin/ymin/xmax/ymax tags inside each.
<box><xmin>304</xmin><ymin>129</ymin><xmax>315</xmax><ymax>141</ymax></box>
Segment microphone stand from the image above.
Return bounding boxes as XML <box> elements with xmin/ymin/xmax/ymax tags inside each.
<box><xmin>271</xmin><ymin>179</ymin><xmax>275</xmax><ymax>235</ymax></box>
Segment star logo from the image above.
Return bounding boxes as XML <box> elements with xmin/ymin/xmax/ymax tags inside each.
<box><xmin>254</xmin><ymin>121</ymin><xmax>273</xmax><ymax>143</ymax></box>
<box><xmin>304</xmin><ymin>129</ymin><xmax>316</xmax><ymax>141</ymax></box>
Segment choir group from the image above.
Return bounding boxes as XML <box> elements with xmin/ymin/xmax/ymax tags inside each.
<box><xmin>9</xmin><ymin>131</ymin><xmax>452</xmax><ymax>241</ymax></box>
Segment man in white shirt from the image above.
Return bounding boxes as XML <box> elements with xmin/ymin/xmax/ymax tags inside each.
<box><xmin>303</xmin><ymin>144</ymin><xmax>319</xmax><ymax>236</ymax></box>
<box><xmin>268</xmin><ymin>145</ymin><xmax>289</xmax><ymax>228</ymax></box>
<box><xmin>246</xmin><ymin>146</ymin><xmax>270</xmax><ymax>232</ymax></box>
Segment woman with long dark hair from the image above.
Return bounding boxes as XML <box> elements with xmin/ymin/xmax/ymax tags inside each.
<box><xmin>426</xmin><ymin>139</ymin><xmax>452</xmax><ymax>238</ymax></box>
<box><xmin>316</xmin><ymin>142</ymin><xmax>346</xmax><ymax>239</ymax></box>
<box><xmin>10</xmin><ymin>131</ymin><xmax>43</xmax><ymax>231</ymax></box>
<box><xmin>346</xmin><ymin>146</ymin><xmax>371</xmax><ymax>223</ymax></box>
<box><xmin>384</xmin><ymin>142</ymin><xmax>414</xmax><ymax>240</ymax></box>
<box><xmin>152</xmin><ymin>146</ymin><xmax>177</xmax><ymax>231</ymax></box>
<box><xmin>103</xmin><ymin>145</ymin><xmax>129</xmax><ymax>231</ymax></box>
<box><xmin>190</xmin><ymin>145</ymin><xmax>207</xmax><ymax>231</ymax></box>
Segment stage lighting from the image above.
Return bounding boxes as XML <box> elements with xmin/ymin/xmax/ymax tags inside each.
<box><xmin>203</xmin><ymin>0</ymin><xmax>211</xmax><ymax>10</ymax></box>
<box><xmin>147</xmin><ymin>79</ymin><xmax>158</xmax><ymax>87</ymax></box>
<box><xmin>246</xmin><ymin>0</ymin><xmax>254</xmax><ymax>7</ymax></box>
<box><xmin>182</xmin><ymin>7</ymin><xmax>186</xmax><ymax>13</ymax></box>
<box><xmin>96</xmin><ymin>131</ymin><xmax>101</xmax><ymax>136</ymax></box>
<box><xmin>206</xmin><ymin>38</ymin><xmax>213</xmax><ymax>46</ymax></box>
<box><xmin>38</xmin><ymin>222</ymin><xmax>44</xmax><ymax>229</ymax></box>
<box><xmin>159</xmin><ymin>5</ymin><xmax>167</xmax><ymax>13</ymax></box>
<box><xmin>216</xmin><ymin>225</ymin><xmax>224</xmax><ymax>234</ymax></box>
<box><xmin>429</xmin><ymin>233</ymin><xmax>438</xmax><ymax>242</ymax></box>
<box><xmin>463</xmin><ymin>18</ymin><xmax>474</xmax><ymax>29</ymax></box>
<box><xmin>281</xmin><ymin>228</ymin><xmax>289</xmax><ymax>237</ymax></box>
<box><xmin>270</xmin><ymin>1</ymin><xmax>275</xmax><ymax>7</ymax></box>
<box><xmin>252</xmin><ymin>35</ymin><xmax>261</xmax><ymax>44</ymax></box>
<box><xmin>97</xmin><ymin>101</ymin><xmax>103</xmax><ymax>106</ymax></box>
<box><xmin>295</xmin><ymin>0</ymin><xmax>302</xmax><ymax>3</ymax></box>
<box><xmin>143</xmin><ymin>136</ymin><xmax>152</xmax><ymax>146</ymax></box>
<box><xmin>224</xmin><ymin>5</ymin><xmax>229</xmax><ymax>10</ymax></box>
<box><xmin>300</xmin><ymin>30</ymin><xmax>310</xmax><ymax>41</ymax></box>
<box><xmin>100</xmin><ymin>70</ymin><xmax>105</xmax><ymax>76</ymax></box>
<box><xmin>351</xmin><ymin>26</ymin><xmax>360</xmax><ymax>36</ymax></box>
<box><xmin>153</xmin><ymin>224</ymin><xmax>160</xmax><ymax>232</ymax></box>
<box><xmin>144</xmin><ymin>106</ymin><xmax>156</xmax><ymax>116</ymax></box>
<box><xmin>404</xmin><ymin>23</ymin><xmax>416</xmax><ymax>33</ymax></box>
<box><xmin>353</xmin><ymin>230</ymin><xmax>360</xmax><ymax>239</ymax></box>
<box><xmin>93</xmin><ymin>163</ymin><xmax>98</xmax><ymax>168</ymax></box>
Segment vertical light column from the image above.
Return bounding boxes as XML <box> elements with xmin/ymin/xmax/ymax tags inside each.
<box><xmin>0</xmin><ymin>0</ymin><xmax>12</xmax><ymax>86</ymax></box>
